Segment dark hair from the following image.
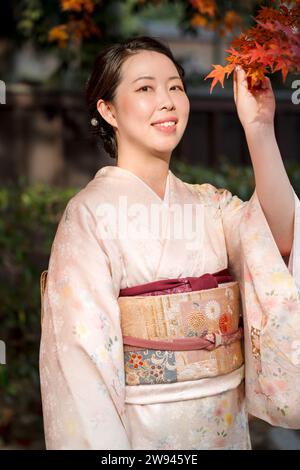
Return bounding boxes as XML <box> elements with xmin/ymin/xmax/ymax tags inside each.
<box><xmin>85</xmin><ymin>35</ymin><xmax>187</xmax><ymax>160</ymax></box>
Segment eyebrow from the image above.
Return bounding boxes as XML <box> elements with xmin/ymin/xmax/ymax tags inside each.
<box><xmin>131</xmin><ymin>75</ymin><xmax>182</xmax><ymax>84</ymax></box>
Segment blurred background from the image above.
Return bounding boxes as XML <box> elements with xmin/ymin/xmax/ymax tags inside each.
<box><xmin>0</xmin><ymin>0</ymin><xmax>299</xmax><ymax>450</ymax></box>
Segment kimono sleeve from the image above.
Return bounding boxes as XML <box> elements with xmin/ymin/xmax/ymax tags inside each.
<box><xmin>39</xmin><ymin>196</ymin><xmax>131</xmax><ymax>449</ymax></box>
<box><xmin>217</xmin><ymin>183</ymin><xmax>300</xmax><ymax>428</ymax></box>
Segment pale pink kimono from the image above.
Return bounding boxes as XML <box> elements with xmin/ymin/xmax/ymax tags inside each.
<box><xmin>39</xmin><ymin>165</ymin><xmax>300</xmax><ymax>450</ymax></box>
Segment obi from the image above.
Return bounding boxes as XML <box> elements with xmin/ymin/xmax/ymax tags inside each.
<box><xmin>118</xmin><ymin>269</ymin><xmax>244</xmax><ymax>386</ymax></box>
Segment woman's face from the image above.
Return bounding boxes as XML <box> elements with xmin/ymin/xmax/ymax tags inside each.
<box><xmin>106</xmin><ymin>50</ymin><xmax>190</xmax><ymax>159</ymax></box>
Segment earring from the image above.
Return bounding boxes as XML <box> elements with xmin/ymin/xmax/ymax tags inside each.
<box><xmin>91</xmin><ymin>117</ymin><xmax>99</xmax><ymax>126</ymax></box>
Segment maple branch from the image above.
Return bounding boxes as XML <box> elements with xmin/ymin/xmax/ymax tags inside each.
<box><xmin>205</xmin><ymin>0</ymin><xmax>300</xmax><ymax>93</ymax></box>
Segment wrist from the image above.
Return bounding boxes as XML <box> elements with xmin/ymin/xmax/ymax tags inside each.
<box><xmin>244</xmin><ymin>123</ymin><xmax>275</xmax><ymax>140</ymax></box>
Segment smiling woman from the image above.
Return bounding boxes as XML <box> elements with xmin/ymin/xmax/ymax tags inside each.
<box><xmin>39</xmin><ymin>35</ymin><xmax>300</xmax><ymax>451</ymax></box>
<box><xmin>84</xmin><ymin>36</ymin><xmax>190</xmax><ymax>200</ymax></box>
<box><xmin>85</xmin><ymin>36</ymin><xmax>188</xmax><ymax>161</ymax></box>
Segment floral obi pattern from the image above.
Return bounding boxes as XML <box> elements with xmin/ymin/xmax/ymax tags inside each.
<box><xmin>118</xmin><ymin>278</ymin><xmax>244</xmax><ymax>386</ymax></box>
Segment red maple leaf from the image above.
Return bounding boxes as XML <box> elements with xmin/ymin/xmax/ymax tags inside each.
<box><xmin>244</xmin><ymin>41</ymin><xmax>274</xmax><ymax>68</ymax></box>
<box><xmin>205</xmin><ymin>0</ymin><xmax>300</xmax><ymax>93</ymax></box>
<box><xmin>204</xmin><ymin>64</ymin><xmax>234</xmax><ymax>94</ymax></box>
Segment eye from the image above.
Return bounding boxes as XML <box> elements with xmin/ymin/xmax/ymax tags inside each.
<box><xmin>137</xmin><ymin>85</ymin><xmax>184</xmax><ymax>92</ymax></box>
<box><xmin>137</xmin><ymin>86</ymin><xmax>152</xmax><ymax>92</ymax></box>
<box><xmin>171</xmin><ymin>85</ymin><xmax>184</xmax><ymax>91</ymax></box>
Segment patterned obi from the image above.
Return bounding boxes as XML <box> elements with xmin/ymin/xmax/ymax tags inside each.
<box><xmin>118</xmin><ymin>269</ymin><xmax>244</xmax><ymax>387</ymax></box>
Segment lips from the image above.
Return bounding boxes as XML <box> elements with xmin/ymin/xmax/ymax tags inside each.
<box><xmin>151</xmin><ymin>121</ymin><xmax>177</xmax><ymax>134</ymax></box>
<box><xmin>151</xmin><ymin>117</ymin><xmax>178</xmax><ymax>125</ymax></box>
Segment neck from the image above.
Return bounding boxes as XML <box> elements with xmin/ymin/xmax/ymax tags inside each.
<box><xmin>116</xmin><ymin>150</ymin><xmax>171</xmax><ymax>201</ymax></box>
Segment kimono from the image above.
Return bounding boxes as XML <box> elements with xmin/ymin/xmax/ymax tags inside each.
<box><xmin>39</xmin><ymin>165</ymin><xmax>300</xmax><ymax>450</ymax></box>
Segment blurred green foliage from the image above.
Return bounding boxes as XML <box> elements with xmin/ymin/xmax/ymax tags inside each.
<box><xmin>0</xmin><ymin>182</ymin><xmax>77</xmax><ymax>448</ymax></box>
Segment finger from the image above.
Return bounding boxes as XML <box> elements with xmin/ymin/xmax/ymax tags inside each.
<box><xmin>235</xmin><ymin>65</ymin><xmax>248</xmax><ymax>90</ymax></box>
<box><xmin>262</xmin><ymin>76</ymin><xmax>271</xmax><ymax>90</ymax></box>
<box><xmin>233</xmin><ymin>69</ymin><xmax>237</xmax><ymax>102</ymax></box>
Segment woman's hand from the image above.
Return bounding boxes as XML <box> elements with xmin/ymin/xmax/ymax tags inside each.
<box><xmin>233</xmin><ymin>66</ymin><xmax>276</xmax><ymax>132</ymax></box>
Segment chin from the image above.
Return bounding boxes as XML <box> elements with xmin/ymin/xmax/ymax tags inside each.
<box><xmin>152</xmin><ymin>146</ymin><xmax>175</xmax><ymax>157</ymax></box>
<box><xmin>152</xmin><ymin>138</ymin><xmax>180</xmax><ymax>150</ymax></box>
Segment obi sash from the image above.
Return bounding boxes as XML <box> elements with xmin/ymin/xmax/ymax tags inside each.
<box><xmin>118</xmin><ymin>269</ymin><xmax>244</xmax><ymax>386</ymax></box>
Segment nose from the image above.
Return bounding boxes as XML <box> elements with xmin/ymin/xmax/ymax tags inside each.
<box><xmin>160</xmin><ymin>102</ymin><xmax>175</xmax><ymax>111</ymax></box>
<box><xmin>157</xmin><ymin>88</ymin><xmax>176</xmax><ymax>110</ymax></box>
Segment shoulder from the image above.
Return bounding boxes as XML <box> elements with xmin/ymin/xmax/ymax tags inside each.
<box><xmin>63</xmin><ymin>173</ymin><xmax>115</xmax><ymax>224</ymax></box>
<box><xmin>186</xmin><ymin>181</ymin><xmax>248</xmax><ymax>216</ymax></box>
<box><xmin>183</xmin><ymin>181</ymin><xmax>233</xmax><ymax>207</ymax></box>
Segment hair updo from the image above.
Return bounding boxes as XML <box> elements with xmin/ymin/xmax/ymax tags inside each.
<box><xmin>85</xmin><ymin>35</ymin><xmax>187</xmax><ymax>160</ymax></box>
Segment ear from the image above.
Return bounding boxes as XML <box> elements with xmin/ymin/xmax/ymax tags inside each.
<box><xmin>96</xmin><ymin>99</ymin><xmax>116</xmax><ymax>127</ymax></box>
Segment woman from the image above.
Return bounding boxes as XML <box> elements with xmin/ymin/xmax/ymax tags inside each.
<box><xmin>39</xmin><ymin>35</ymin><xmax>300</xmax><ymax>450</ymax></box>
